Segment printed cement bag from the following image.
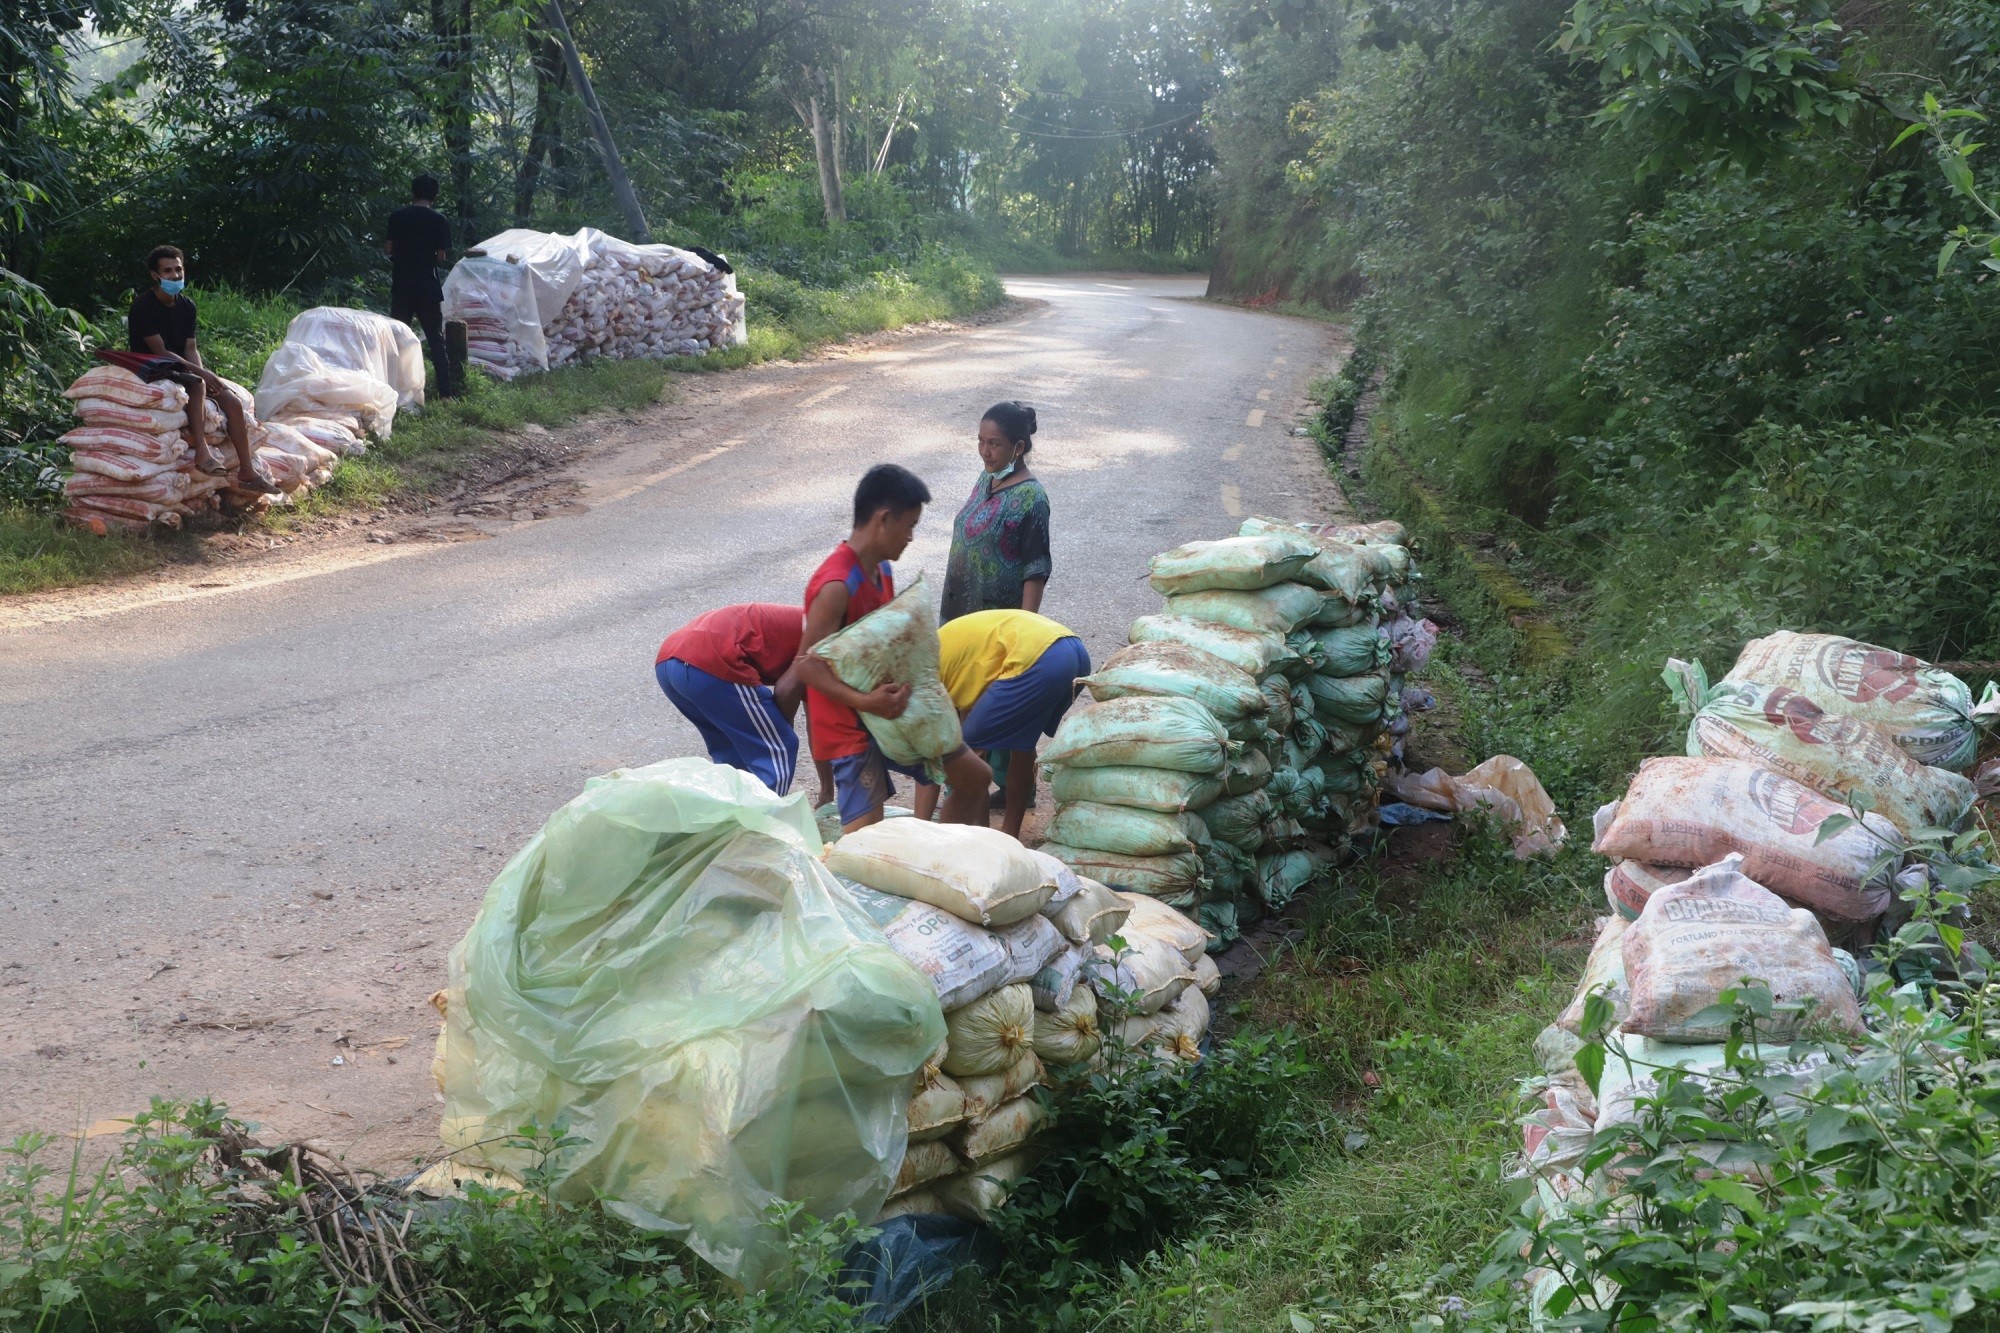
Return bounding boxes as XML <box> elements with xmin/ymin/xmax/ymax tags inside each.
<box><xmin>1621</xmin><ymin>855</ymin><xmax>1868</xmax><ymax>1042</ymax></box>
<box><xmin>1724</xmin><ymin>631</ymin><xmax>1980</xmax><ymax>770</ymax></box>
<box><xmin>892</xmin><ymin>1140</ymin><xmax>959</xmax><ymax>1197</ymax></box>
<box><xmin>1556</xmin><ymin>916</ymin><xmax>1630</xmax><ymax>1034</ymax></box>
<box><xmin>942</xmin><ymin>982</ymin><xmax>1036</xmax><ymax>1077</ymax></box>
<box><xmin>1592</xmin><ymin>757</ymin><xmax>1900</xmax><ymax>922</ymax></box>
<box><xmin>63</xmin><ymin>365</ymin><xmax>188</xmax><ymax>410</ymax></box>
<box><xmin>1162</xmin><ymin>582</ymin><xmax>1327</xmax><ymax>637</ymax></box>
<box><xmin>1129</xmin><ymin>614</ymin><xmax>1301</xmax><ymax>679</ymax></box>
<box><xmin>811</xmin><ymin>576</ymin><xmax>962</xmax><ymax>775</ymax></box>
<box><xmin>936</xmin><ymin>1151</ymin><xmax>1033</xmax><ymax>1222</ymax></box>
<box><xmin>1038</xmin><ymin>844</ymin><xmax>1205</xmax><ymax>907</ymax></box>
<box><xmin>1049</xmin><ymin>876</ymin><xmax>1130</xmax><ymax>945</ymax></box>
<box><xmin>1047</xmin><ymin>802</ymin><xmax>1210</xmax><ymax>858</ymax></box>
<box><xmin>1081</xmin><ymin>641</ymin><xmax>1268</xmax><ymax>720</ymax></box>
<box><xmin>957</xmin><ymin>1095</ymin><xmax>1049</xmax><ymax>1166</ymax></box>
<box><xmin>1048</xmin><ymin>765</ymin><xmax>1224</xmax><ymax>813</ymax></box>
<box><xmin>1148</xmin><ymin>531</ymin><xmax>1321</xmax><ymax>595</ymax></box>
<box><xmin>1603</xmin><ymin>861</ymin><xmax>1691</xmax><ymax>921</ymax></box>
<box><xmin>826</xmin><ymin>821</ymin><xmax>1055</xmax><ymax>926</ymax></box>
<box><xmin>840</xmin><ymin>881</ymin><xmax>1011</xmax><ymax>1010</ymax></box>
<box><xmin>1029</xmin><ymin>945</ymin><xmax>1090</xmax><ymax>1011</ymax></box>
<box><xmin>1117</xmin><ymin>892</ymin><xmax>1210</xmax><ymax>964</ymax></box>
<box><xmin>1666</xmin><ymin>660</ymin><xmax>1976</xmax><ymax>834</ymax></box>
<box><xmin>1033</xmin><ymin>984</ymin><xmax>1101</xmax><ymax>1066</ymax></box>
<box><xmin>956</xmin><ymin>1051</ymin><xmax>1045</xmax><ymax>1120</ymax></box>
<box><xmin>437</xmin><ymin>759</ymin><xmax>943</xmax><ymax>1287</ymax></box>
<box><xmin>994</xmin><ymin>914</ymin><xmax>1067</xmax><ymax>987</ymax></box>
<box><xmin>1041</xmin><ymin>695</ymin><xmax>1231</xmax><ymax>773</ymax></box>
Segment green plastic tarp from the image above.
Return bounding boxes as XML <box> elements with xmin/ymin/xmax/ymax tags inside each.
<box><xmin>438</xmin><ymin>759</ymin><xmax>945</xmax><ymax>1288</ymax></box>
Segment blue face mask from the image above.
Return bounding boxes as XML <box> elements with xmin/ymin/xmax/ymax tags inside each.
<box><xmin>159</xmin><ymin>278</ymin><xmax>186</xmax><ymax>296</ymax></box>
<box><xmin>985</xmin><ymin>460</ymin><xmax>1016</xmax><ymax>483</ymax></box>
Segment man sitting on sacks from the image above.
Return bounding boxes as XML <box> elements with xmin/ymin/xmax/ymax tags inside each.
<box><xmin>126</xmin><ymin>245</ymin><xmax>278</xmax><ymax>493</ymax></box>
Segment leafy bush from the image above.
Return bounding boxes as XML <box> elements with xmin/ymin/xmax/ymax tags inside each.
<box><xmin>984</xmin><ymin>1024</ymin><xmax>1317</xmax><ymax>1323</ymax></box>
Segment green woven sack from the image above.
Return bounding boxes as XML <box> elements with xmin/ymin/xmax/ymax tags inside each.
<box><xmin>1081</xmin><ymin>641</ymin><xmax>1267</xmax><ymax>721</ymax></box>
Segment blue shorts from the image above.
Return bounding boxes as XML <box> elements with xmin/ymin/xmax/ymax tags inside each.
<box><xmin>830</xmin><ymin>740</ymin><xmax>940</xmax><ymax>826</ymax></box>
<box><xmin>657</xmin><ymin>658</ymin><xmax>798</xmax><ymax>796</ymax></box>
<box><xmin>962</xmin><ymin>636</ymin><xmax>1090</xmax><ymax>753</ymax></box>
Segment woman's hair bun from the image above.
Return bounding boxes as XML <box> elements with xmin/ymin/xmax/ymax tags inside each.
<box><xmin>983</xmin><ymin>400</ymin><xmax>1037</xmax><ymax>447</ymax></box>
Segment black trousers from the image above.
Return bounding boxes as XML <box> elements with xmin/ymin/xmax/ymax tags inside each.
<box><xmin>390</xmin><ymin>286</ymin><xmax>455</xmax><ymax>397</ymax></box>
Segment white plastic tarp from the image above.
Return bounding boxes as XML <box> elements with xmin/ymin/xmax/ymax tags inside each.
<box><xmin>254</xmin><ymin>342</ymin><xmax>401</xmax><ymax>438</ymax></box>
<box><xmin>280</xmin><ymin>306</ymin><xmax>427</xmax><ymax>408</ymax></box>
<box><xmin>443</xmin><ymin>254</ymin><xmax>548</xmax><ymax>372</ymax></box>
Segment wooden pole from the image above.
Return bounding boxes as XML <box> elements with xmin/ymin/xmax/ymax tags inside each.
<box><xmin>542</xmin><ymin>0</ymin><xmax>651</xmax><ymax>242</ymax></box>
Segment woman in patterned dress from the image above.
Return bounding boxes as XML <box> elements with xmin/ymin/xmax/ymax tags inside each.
<box><xmin>942</xmin><ymin>401</ymin><xmax>1052</xmax><ymax>805</ymax></box>
<box><xmin>941</xmin><ymin>401</ymin><xmax>1050</xmax><ymax>623</ymax></box>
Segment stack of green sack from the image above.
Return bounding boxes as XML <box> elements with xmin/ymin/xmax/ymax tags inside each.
<box><xmin>1037</xmin><ymin>517</ymin><xmax>1420</xmax><ymax>947</ymax></box>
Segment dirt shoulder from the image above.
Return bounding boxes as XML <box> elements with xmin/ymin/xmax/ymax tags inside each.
<box><xmin>1</xmin><ymin>300</ymin><xmax>1035</xmax><ymax>632</ymax></box>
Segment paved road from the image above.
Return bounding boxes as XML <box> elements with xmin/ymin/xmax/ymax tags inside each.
<box><xmin>0</xmin><ymin>276</ymin><xmax>1348</xmax><ymax>1164</ymax></box>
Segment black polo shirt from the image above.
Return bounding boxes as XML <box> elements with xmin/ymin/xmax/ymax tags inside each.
<box><xmin>128</xmin><ymin>290</ymin><xmax>197</xmax><ymax>358</ymax></box>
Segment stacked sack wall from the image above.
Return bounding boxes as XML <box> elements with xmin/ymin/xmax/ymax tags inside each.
<box><xmin>1515</xmin><ymin>631</ymin><xmax>1990</xmax><ymax>1312</ymax></box>
<box><xmin>1039</xmin><ymin>516</ymin><xmax>1432</xmax><ymax>947</ymax></box>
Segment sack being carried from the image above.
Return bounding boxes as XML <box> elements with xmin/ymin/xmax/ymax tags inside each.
<box><xmin>810</xmin><ymin>574</ymin><xmax>962</xmax><ymax>777</ymax></box>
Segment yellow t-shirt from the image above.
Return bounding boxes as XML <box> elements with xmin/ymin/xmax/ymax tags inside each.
<box><xmin>937</xmin><ymin>609</ymin><xmax>1075</xmax><ymax>712</ymax></box>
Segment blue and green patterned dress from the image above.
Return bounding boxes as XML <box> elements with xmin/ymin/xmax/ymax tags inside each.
<box><xmin>941</xmin><ymin>473</ymin><xmax>1052</xmax><ymax>623</ymax></box>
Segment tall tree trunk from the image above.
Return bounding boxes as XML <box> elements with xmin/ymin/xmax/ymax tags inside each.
<box><xmin>515</xmin><ymin>28</ymin><xmax>567</xmax><ymax>222</ymax></box>
<box><xmin>805</xmin><ymin>78</ymin><xmax>845</xmax><ymax>223</ymax></box>
<box><xmin>451</xmin><ymin>0</ymin><xmax>474</xmax><ymax>239</ymax></box>
<box><xmin>544</xmin><ymin>0</ymin><xmax>650</xmax><ymax>242</ymax></box>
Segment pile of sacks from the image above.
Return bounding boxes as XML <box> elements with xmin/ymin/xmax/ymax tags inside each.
<box><xmin>254</xmin><ymin>305</ymin><xmax>423</xmax><ymax>449</ymax></box>
<box><xmin>57</xmin><ymin>365</ymin><xmax>342</xmax><ymax>532</ymax></box>
<box><xmin>444</xmin><ymin>227</ymin><xmax>747</xmax><ymax>382</ymax></box>
<box><xmin>822</xmin><ymin>820</ymin><xmax>1220</xmax><ymax>1223</ymax></box>
<box><xmin>1518</xmin><ymin>631</ymin><xmax>1993</xmax><ymax>1276</ymax></box>
<box><xmin>1036</xmin><ymin>516</ymin><xmax>1429</xmax><ymax>946</ymax></box>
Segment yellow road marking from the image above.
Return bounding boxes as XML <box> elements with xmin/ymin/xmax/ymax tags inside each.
<box><xmin>1220</xmin><ymin>483</ymin><xmax>1243</xmax><ymax>518</ymax></box>
<box><xmin>1222</xmin><ymin>441</ymin><xmax>1245</xmax><ymax>462</ymax></box>
<box><xmin>1273</xmin><ymin>356</ymin><xmax>1288</xmax><ymax>365</ymax></box>
<box><xmin>1246</xmin><ymin>409</ymin><xmax>1265</xmax><ymax>427</ymax></box>
<box><xmin>1265</xmin><ymin>370</ymin><xmax>1278</xmax><ymax>380</ymax></box>
<box><xmin>797</xmin><ymin>383</ymin><xmax>850</xmax><ymax>408</ymax></box>
<box><xmin>1256</xmin><ymin>389</ymin><xmax>1272</xmax><ymax>401</ymax></box>
<box><xmin>595</xmin><ymin>439</ymin><xmax>745</xmax><ymax>506</ymax></box>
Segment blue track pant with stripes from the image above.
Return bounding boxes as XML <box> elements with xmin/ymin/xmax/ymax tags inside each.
<box><xmin>656</xmin><ymin>657</ymin><xmax>799</xmax><ymax>796</ymax></box>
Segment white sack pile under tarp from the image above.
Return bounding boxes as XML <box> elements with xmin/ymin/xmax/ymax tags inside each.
<box><xmin>444</xmin><ymin>227</ymin><xmax>747</xmax><ymax>381</ymax></box>
<box><xmin>255</xmin><ymin>306</ymin><xmax>419</xmax><ymax>445</ymax></box>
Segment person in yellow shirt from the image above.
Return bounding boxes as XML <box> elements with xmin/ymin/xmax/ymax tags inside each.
<box><xmin>936</xmin><ymin>609</ymin><xmax>1090</xmax><ymax>837</ymax></box>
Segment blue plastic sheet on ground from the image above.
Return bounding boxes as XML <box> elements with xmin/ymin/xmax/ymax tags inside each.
<box><xmin>1378</xmin><ymin>801</ymin><xmax>1452</xmax><ymax>827</ymax></box>
<box><xmin>842</xmin><ymin>1212</ymin><xmax>1001</xmax><ymax>1326</ymax></box>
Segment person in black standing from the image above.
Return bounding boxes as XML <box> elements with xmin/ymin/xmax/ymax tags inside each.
<box><xmin>384</xmin><ymin>174</ymin><xmax>457</xmax><ymax>397</ymax></box>
<box><xmin>127</xmin><ymin>244</ymin><xmax>279</xmax><ymax>493</ymax></box>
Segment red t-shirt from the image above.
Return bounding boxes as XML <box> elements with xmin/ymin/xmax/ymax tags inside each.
<box><xmin>804</xmin><ymin>543</ymin><xmax>895</xmax><ymax>760</ymax></box>
<box><xmin>657</xmin><ymin>603</ymin><xmax>804</xmax><ymax>686</ymax></box>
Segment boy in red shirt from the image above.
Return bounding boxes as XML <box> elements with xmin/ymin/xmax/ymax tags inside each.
<box><xmin>656</xmin><ymin>602</ymin><xmax>805</xmax><ymax>794</ymax></box>
<box><xmin>792</xmin><ymin>464</ymin><xmax>992</xmax><ymax>831</ymax></box>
